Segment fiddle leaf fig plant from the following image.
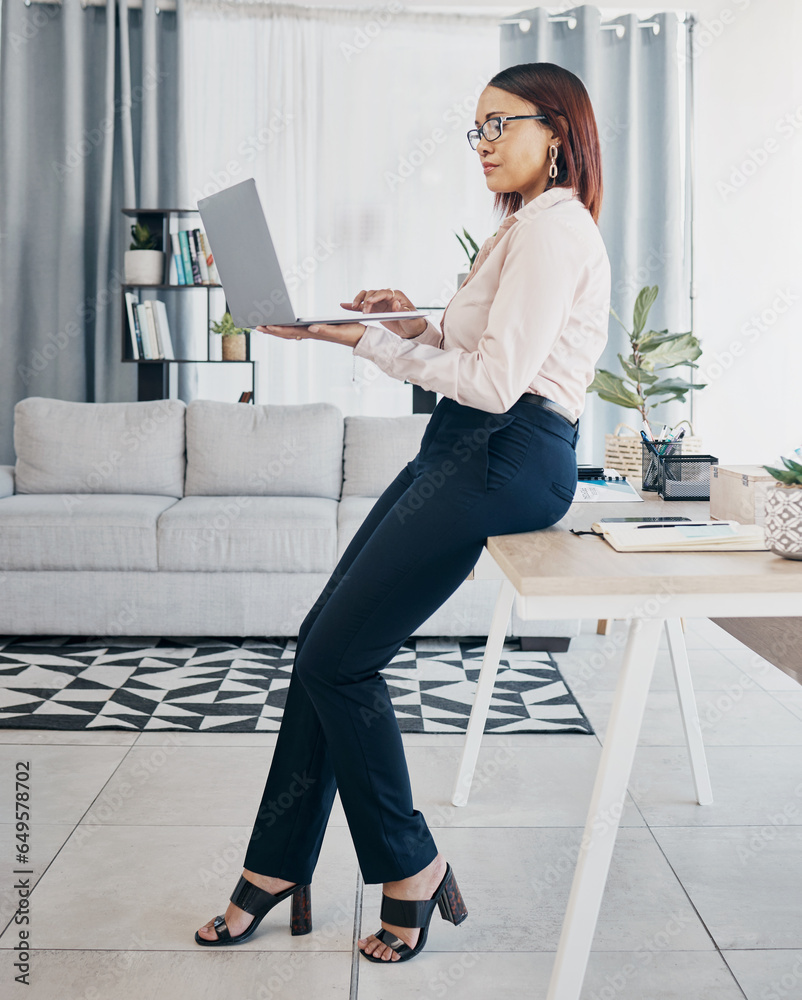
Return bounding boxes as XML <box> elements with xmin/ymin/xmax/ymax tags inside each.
<box><xmin>587</xmin><ymin>284</ymin><xmax>707</xmax><ymax>424</ymax></box>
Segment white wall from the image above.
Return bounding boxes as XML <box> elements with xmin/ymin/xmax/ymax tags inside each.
<box><xmin>692</xmin><ymin>0</ymin><xmax>802</xmax><ymax>466</ymax></box>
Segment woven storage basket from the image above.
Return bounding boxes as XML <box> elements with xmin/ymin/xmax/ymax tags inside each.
<box><xmin>604</xmin><ymin>419</ymin><xmax>703</xmax><ymax>479</ymax></box>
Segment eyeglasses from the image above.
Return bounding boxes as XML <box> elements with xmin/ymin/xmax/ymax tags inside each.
<box><xmin>467</xmin><ymin>115</ymin><xmax>548</xmax><ymax>150</ymax></box>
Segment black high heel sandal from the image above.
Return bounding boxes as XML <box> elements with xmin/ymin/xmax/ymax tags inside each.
<box><xmin>194</xmin><ymin>874</ymin><xmax>312</xmax><ymax>946</ymax></box>
<box><xmin>359</xmin><ymin>861</ymin><xmax>468</xmax><ymax>963</ymax></box>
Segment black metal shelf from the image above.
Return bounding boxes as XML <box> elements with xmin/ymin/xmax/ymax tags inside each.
<box><xmin>122</xmin><ymin>207</ymin><xmax>257</xmax><ymax>402</ymax></box>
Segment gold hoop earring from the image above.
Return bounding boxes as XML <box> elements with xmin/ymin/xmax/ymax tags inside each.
<box><xmin>548</xmin><ymin>143</ymin><xmax>559</xmax><ymax>179</ymax></box>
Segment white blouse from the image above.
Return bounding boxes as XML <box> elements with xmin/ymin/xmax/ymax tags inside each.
<box><xmin>352</xmin><ymin>183</ymin><xmax>611</xmax><ymax>420</ymax></box>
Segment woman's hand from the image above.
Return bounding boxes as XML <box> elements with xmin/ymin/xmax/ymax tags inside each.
<box><xmin>341</xmin><ymin>288</ymin><xmax>429</xmax><ymax>340</ymax></box>
<box><xmin>255</xmin><ymin>322</ymin><xmax>366</xmax><ymax>348</ymax></box>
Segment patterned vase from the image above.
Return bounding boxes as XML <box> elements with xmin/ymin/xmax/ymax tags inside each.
<box><xmin>764</xmin><ymin>484</ymin><xmax>802</xmax><ymax>560</ymax></box>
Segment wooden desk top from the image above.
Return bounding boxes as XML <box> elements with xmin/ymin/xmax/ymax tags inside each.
<box><xmin>485</xmin><ymin>480</ymin><xmax>802</xmax><ymax>598</ymax></box>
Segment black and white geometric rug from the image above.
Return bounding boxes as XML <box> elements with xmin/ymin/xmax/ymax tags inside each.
<box><xmin>0</xmin><ymin>636</ymin><xmax>593</xmax><ymax>734</ymax></box>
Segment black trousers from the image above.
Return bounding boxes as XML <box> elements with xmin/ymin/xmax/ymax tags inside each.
<box><xmin>243</xmin><ymin>394</ymin><xmax>580</xmax><ymax>885</ymax></box>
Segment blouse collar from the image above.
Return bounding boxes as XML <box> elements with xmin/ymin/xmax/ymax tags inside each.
<box><xmin>512</xmin><ymin>183</ymin><xmax>580</xmax><ymax>222</ymax></box>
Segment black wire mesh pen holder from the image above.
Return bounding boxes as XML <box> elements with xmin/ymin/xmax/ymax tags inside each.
<box><xmin>658</xmin><ymin>455</ymin><xmax>719</xmax><ymax>501</ymax></box>
<box><xmin>641</xmin><ymin>440</ymin><xmax>682</xmax><ymax>492</ymax></box>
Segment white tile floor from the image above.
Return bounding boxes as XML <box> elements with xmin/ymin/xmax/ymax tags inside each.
<box><xmin>1</xmin><ymin>617</ymin><xmax>800</xmax><ymax>999</ymax></box>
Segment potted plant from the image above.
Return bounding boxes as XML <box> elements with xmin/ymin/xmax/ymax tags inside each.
<box><xmin>762</xmin><ymin>450</ymin><xmax>802</xmax><ymax>560</ymax></box>
<box><xmin>587</xmin><ymin>284</ymin><xmax>707</xmax><ymax>476</ymax></box>
<box><xmin>124</xmin><ymin>221</ymin><xmax>164</xmax><ymax>285</ymax></box>
<box><xmin>210</xmin><ymin>311</ymin><xmax>249</xmax><ymax>361</ymax></box>
<box><xmin>455</xmin><ymin>226</ymin><xmax>497</xmax><ymax>288</ymax></box>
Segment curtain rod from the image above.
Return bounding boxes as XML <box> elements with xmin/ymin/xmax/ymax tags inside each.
<box><xmin>21</xmin><ymin>0</ymin><xmax>669</xmax><ymax>32</ymax></box>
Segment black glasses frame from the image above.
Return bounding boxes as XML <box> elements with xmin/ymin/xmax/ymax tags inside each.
<box><xmin>467</xmin><ymin>114</ymin><xmax>548</xmax><ymax>150</ymax></box>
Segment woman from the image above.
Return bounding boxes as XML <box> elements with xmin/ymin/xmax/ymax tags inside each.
<box><xmin>195</xmin><ymin>61</ymin><xmax>611</xmax><ymax>964</ymax></box>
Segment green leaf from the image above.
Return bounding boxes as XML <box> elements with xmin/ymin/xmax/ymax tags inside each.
<box><xmin>639</xmin><ymin>329</ymin><xmax>692</xmax><ymax>348</ymax></box>
<box><xmin>641</xmin><ymin>333</ymin><xmax>702</xmax><ymax>367</ymax></box>
<box><xmin>632</xmin><ymin>285</ymin><xmax>659</xmax><ymax>337</ymax></box>
<box><xmin>587</xmin><ymin>370</ymin><xmax>644</xmax><ymax>409</ymax></box>
<box><xmin>763</xmin><ymin>464</ymin><xmax>801</xmax><ymax>484</ymax></box>
<box><xmin>618</xmin><ymin>354</ymin><xmax>658</xmax><ymax>384</ymax></box>
<box><xmin>780</xmin><ymin>456</ymin><xmax>802</xmax><ymax>477</ymax></box>
<box><xmin>643</xmin><ymin>377</ymin><xmax>708</xmax><ymax>398</ymax></box>
<box><xmin>462</xmin><ymin>228</ymin><xmax>481</xmax><ymax>254</ymax></box>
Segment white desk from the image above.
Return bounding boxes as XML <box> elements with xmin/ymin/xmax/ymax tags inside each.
<box><xmin>458</xmin><ymin>490</ymin><xmax>802</xmax><ymax>1000</ymax></box>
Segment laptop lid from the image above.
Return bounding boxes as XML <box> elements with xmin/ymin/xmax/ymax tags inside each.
<box><xmin>198</xmin><ymin>178</ymin><xmax>297</xmax><ymax>329</ymax></box>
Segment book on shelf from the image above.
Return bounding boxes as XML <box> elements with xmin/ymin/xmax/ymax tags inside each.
<box><xmin>125</xmin><ymin>296</ymin><xmax>177</xmax><ymax>361</ymax></box>
<box><xmin>142</xmin><ymin>301</ymin><xmax>164</xmax><ymax>359</ymax></box>
<box><xmin>200</xmin><ymin>232</ymin><xmax>219</xmax><ymax>283</ymax></box>
<box><xmin>124</xmin><ymin>291</ymin><xmax>143</xmax><ymax>359</ymax></box>
<box><xmin>168</xmin><ymin>219</ymin><xmax>218</xmax><ymax>286</ymax></box>
<box><xmin>193</xmin><ymin>230</ymin><xmax>210</xmax><ymax>283</ymax></box>
<box><xmin>134</xmin><ymin>303</ymin><xmax>155</xmax><ymax>358</ymax></box>
<box><xmin>152</xmin><ymin>300</ymin><xmax>175</xmax><ymax>360</ymax></box>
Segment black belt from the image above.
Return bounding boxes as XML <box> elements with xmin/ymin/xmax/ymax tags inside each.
<box><xmin>519</xmin><ymin>392</ymin><xmax>577</xmax><ymax>427</ymax></box>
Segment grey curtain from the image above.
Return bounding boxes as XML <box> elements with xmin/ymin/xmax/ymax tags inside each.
<box><xmin>501</xmin><ymin>5</ymin><xmax>693</xmax><ymax>464</ymax></box>
<box><xmin>0</xmin><ymin>0</ymin><xmax>190</xmax><ymax>463</ymax></box>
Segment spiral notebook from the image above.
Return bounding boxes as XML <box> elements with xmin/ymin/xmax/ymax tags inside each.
<box><xmin>573</xmin><ymin>469</ymin><xmax>643</xmax><ymax>503</ymax></box>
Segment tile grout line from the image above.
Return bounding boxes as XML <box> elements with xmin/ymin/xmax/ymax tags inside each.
<box><xmin>0</xmin><ymin>737</ymin><xmax>143</xmax><ymax>944</ymax></box>
<box><xmin>349</xmin><ymin>867</ymin><xmax>363</xmax><ymax>998</ymax></box>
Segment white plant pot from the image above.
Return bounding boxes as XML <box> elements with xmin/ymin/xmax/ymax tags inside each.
<box><xmin>125</xmin><ymin>250</ymin><xmax>165</xmax><ymax>285</ymax></box>
<box><xmin>764</xmin><ymin>484</ymin><xmax>802</xmax><ymax>560</ymax></box>
<box><xmin>457</xmin><ymin>271</ymin><xmax>469</xmax><ymax>289</ymax></box>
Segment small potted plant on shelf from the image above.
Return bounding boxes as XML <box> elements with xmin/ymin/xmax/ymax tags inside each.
<box><xmin>125</xmin><ymin>221</ymin><xmax>164</xmax><ymax>285</ymax></box>
<box><xmin>586</xmin><ymin>284</ymin><xmax>707</xmax><ymax>476</ymax></box>
<box><xmin>762</xmin><ymin>448</ymin><xmax>802</xmax><ymax>560</ymax></box>
<box><xmin>210</xmin><ymin>311</ymin><xmax>249</xmax><ymax>361</ymax></box>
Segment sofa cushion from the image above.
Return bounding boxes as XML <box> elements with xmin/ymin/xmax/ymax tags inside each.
<box><xmin>0</xmin><ymin>465</ymin><xmax>13</xmax><ymax>498</ymax></box>
<box><xmin>0</xmin><ymin>494</ymin><xmax>177</xmax><ymax>570</ymax></box>
<box><xmin>185</xmin><ymin>400</ymin><xmax>344</xmax><ymax>500</ymax></box>
<box><xmin>13</xmin><ymin>397</ymin><xmax>186</xmax><ymax>497</ymax></box>
<box><xmin>157</xmin><ymin>496</ymin><xmax>338</xmax><ymax>572</ymax></box>
<box><xmin>337</xmin><ymin>496</ymin><xmax>379</xmax><ymax>561</ymax></box>
<box><xmin>342</xmin><ymin>414</ymin><xmax>430</xmax><ymax>497</ymax></box>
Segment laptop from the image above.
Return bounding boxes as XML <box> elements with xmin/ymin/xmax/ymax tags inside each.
<box><xmin>197</xmin><ymin>178</ymin><xmax>428</xmax><ymax>329</ymax></box>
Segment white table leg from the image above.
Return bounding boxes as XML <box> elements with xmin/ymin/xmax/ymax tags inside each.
<box><xmin>546</xmin><ymin>616</ymin><xmax>664</xmax><ymax>1000</ymax></box>
<box><xmin>665</xmin><ymin>617</ymin><xmax>714</xmax><ymax>805</ymax></box>
<box><xmin>451</xmin><ymin>575</ymin><xmax>516</xmax><ymax>807</ymax></box>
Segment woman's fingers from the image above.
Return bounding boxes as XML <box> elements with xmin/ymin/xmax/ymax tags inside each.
<box><xmin>341</xmin><ymin>289</ymin><xmax>411</xmax><ymax>313</ymax></box>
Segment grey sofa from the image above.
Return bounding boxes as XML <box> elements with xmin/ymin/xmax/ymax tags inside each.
<box><xmin>0</xmin><ymin>396</ymin><xmax>580</xmax><ymax>647</ymax></box>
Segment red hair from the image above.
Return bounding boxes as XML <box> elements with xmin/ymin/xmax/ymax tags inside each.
<box><xmin>486</xmin><ymin>62</ymin><xmax>604</xmax><ymax>225</ymax></box>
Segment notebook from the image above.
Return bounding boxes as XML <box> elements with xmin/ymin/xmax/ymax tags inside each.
<box><xmin>197</xmin><ymin>178</ymin><xmax>429</xmax><ymax>329</ymax></box>
<box><xmin>573</xmin><ymin>469</ymin><xmax>643</xmax><ymax>503</ymax></box>
<box><xmin>592</xmin><ymin>520</ymin><xmax>768</xmax><ymax>552</ymax></box>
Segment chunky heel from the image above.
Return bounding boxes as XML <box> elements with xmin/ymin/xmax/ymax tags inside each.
<box><xmin>290</xmin><ymin>883</ymin><xmax>312</xmax><ymax>935</ymax></box>
<box><xmin>359</xmin><ymin>860</ymin><xmax>468</xmax><ymax>963</ymax></box>
<box><xmin>195</xmin><ymin>875</ymin><xmax>312</xmax><ymax>947</ymax></box>
<box><xmin>437</xmin><ymin>866</ymin><xmax>468</xmax><ymax>925</ymax></box>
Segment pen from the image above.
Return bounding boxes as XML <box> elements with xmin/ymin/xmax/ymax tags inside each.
<box><xmin>641</xmin><ymin>419</ymin><xmax>654</xmax><ymax>441</ymax></box>
<box><xmin>635</xmin><ymin>522</ymin><xmax>728</xmax><ymax>529</ymax></box>
<box><xmin>640</xmin><ymin>429</ymin><xmax>660</xmax><ymax>458</ymax></box>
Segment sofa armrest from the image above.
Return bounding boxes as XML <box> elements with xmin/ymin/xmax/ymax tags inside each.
<box><xmin>0</xmin><ymin>465</ymin><xmax>14</xmax><ymax>498</ymax></box>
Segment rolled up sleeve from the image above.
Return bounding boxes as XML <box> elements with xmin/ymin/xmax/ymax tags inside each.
<box><xmin>352</xmin><ymin>217</ymin><xmax>583</xmax><ymax>413</ymax></box>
